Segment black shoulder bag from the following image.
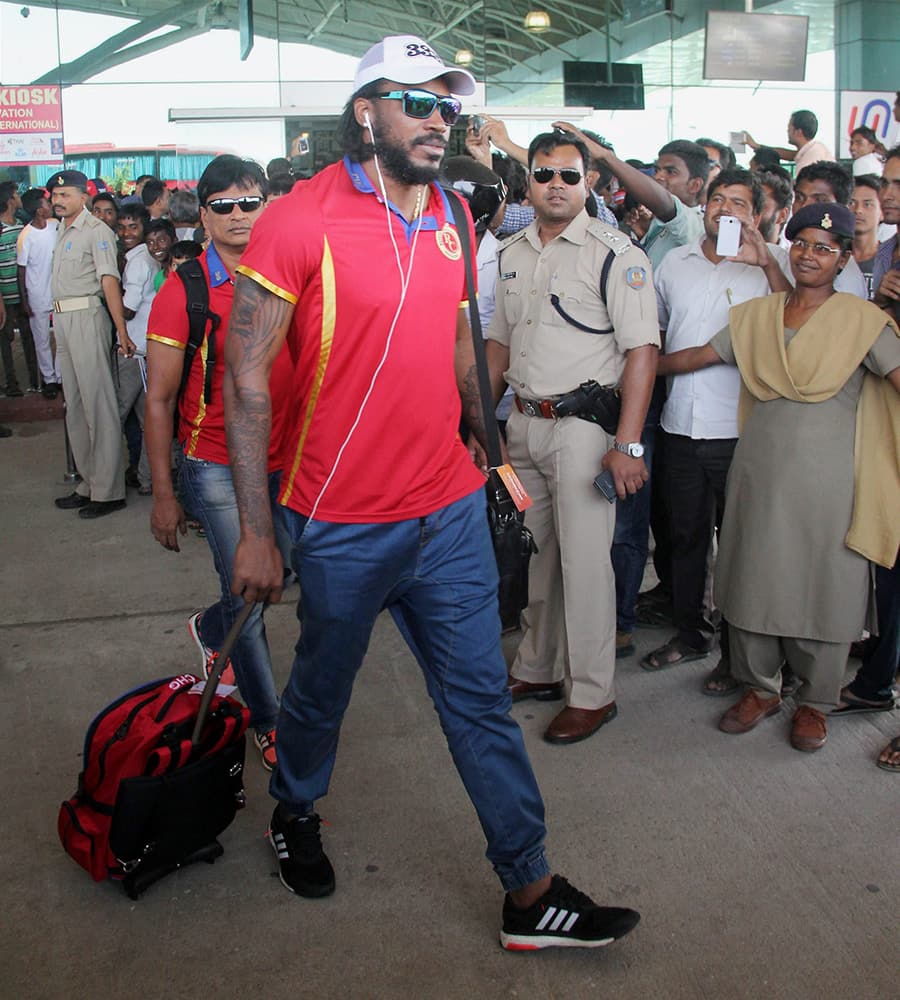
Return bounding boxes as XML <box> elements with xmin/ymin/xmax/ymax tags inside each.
<box><xmin>445</xmin><ymin>190</ymin><xmax>537</xmax><ymax>632</ymax></box>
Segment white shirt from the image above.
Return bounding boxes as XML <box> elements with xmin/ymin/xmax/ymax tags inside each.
<box><xmin>655</xmin><ymin>238</ymin><xmax>777</xmax><ymax>439</ymax></box>
<box><xmin>476</xmin><ymin>229</ymin><xmax>499</xmax><ymax>331</ymax></box>
<box><xmin>122</xmin><ymin>243</ymin><xmax>160</xmax><ymax>352</ymax></box>
<box><xmin>15</xmin><ymin>220</ymin><xmax>58</xmax><ymax>311</ymax></box>
<box><xmin>852</xmin><ymin>152</ymin><xmax>883</xmax><ymax>177</ymax></box>
<box><xmin>794</xmin><ymin>139</ymin><xmax>835</xmax><ymax>173</ymax></box>
<box><xmin>476</xmin><ymin>229</ymin><xmax>513</xmax><ymax>420</ymax></box>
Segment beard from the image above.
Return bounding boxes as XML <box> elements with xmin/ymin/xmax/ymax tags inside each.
<box><xmin>370</xmin><ymin>121</ymin><xmax>446</xmax><ymax>185</ymax></box>
<box><xmin>757</xmin><ymin>211</ymin><xmax>779</xmax><ymax>244</ymax></box>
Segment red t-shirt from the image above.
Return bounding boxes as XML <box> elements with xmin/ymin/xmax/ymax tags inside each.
<box><xmin>147</xmin><ymin>244</ymin><xmax>293</xmax><ymax>470</ymax></box>
<box><xmin>236</xmin><ymin>158</ymin><xmax>484</xmax><ymax>522</ymax></box>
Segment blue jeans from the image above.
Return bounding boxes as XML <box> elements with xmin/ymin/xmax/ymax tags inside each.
<box><xmin>612</xmin><ymin>421</ymin><xmax>657</xmax><ymax>633</ymax></box>
<box><xmin>271</xmin><ymin>489</ymin><xmax>550</xmax><ymax>892</ymax></box>
<box><xmin>179</xmin><ymin>457</ymin><xmax>281</xmax><ymax>732</ymax></box>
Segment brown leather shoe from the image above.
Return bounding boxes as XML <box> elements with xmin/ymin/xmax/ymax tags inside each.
<box><xmin>507</xmin><ymin>675</ymin><xmax>565</xmax><ymax>703</ymax></box>
<box><xmin>543</xmin><ymin>702</ymin><xmax>618</xmax><ymax>745</ymax></box>
<box><xmin>790</xmin><ymin>705</ymin><xmax>827</xmax><ymax>752</ymax></box>
<box><xmin>719</xmin><ymin>689</ymin><xmax>782</xmax><ymax>734</ymax></box>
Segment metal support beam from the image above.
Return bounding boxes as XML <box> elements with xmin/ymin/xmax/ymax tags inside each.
<box><xmin>32</xmin><ymin>0</ymin><xmax>209</xmax><ymax>84</ymax></box>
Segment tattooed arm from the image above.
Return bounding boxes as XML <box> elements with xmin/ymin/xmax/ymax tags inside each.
<box><xmin>224</xmin><ymin>272</ymin><xmax>294</xmax><ymax>604</ymax></box>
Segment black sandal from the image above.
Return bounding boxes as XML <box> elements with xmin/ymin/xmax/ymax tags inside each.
<box><xmin>701</xmin><ymin>659</ymin><xmax>739</xmax><ymax>697</ymax></box>
<box><xmin>640</xmin><ymin>636</ymin><xmax>710</xmax><ymax>672</ymax></box>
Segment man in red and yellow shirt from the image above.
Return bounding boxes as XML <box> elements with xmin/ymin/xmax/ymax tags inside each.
<box><xmin>222</xmin><ymin>34</ymin><xmax>640</xmax><ymax>952</ymax></box>
<box><xmin>145</xmin><ymin>154</ymin><xmax>292</xmax><ymax>772</ymax></box>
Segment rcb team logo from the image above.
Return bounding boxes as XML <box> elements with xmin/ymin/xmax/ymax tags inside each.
<box><xmin>436</xmin><ymin>225</ymin><xmax>462</xmax><ymax>260</ymax></box>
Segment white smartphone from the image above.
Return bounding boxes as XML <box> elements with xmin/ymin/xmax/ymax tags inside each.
<box><xmin>716</xmin><ymin>215</ymin><xmax>741</xmax><ymax>257</ymax></box>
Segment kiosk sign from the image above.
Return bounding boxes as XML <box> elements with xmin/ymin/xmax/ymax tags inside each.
<box><xmin>0</xmin><ymin>86</ymin><xmax>64</xmax><ymax>167</ymax></box>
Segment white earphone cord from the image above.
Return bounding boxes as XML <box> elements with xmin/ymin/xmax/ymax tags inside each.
<box><xmin>307</xmin><ymin>126</ymin><xmax>426</xmax><ymax>522</ymax></box>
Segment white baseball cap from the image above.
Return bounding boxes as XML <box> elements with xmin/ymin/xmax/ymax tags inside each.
<box><xmin>354</xmin><ymin>35</ymin><xmax>476</xmax><ymax>96</ymax></box>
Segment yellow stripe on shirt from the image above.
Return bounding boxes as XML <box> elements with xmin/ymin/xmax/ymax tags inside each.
<box><xmin>185</xmin><ymin>336</ymin><xmax>209</xmax><ymax>457</ymax></box>
<box><xmin>146</xmin><ymin>333</ymin><xmax>187</xmax><ymax>351</ymax></box>
<box><xmin>235</xmin><ymin>265</ymin><xmax>299</xmax><ymax>305</ymax></box>
<box><xmin>280</xmin><ymin>236</ymin><xmax>336</xmax><ymax>506</ymax></box>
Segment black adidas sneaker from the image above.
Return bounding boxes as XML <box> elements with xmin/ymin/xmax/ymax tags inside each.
<box><xmin>500</xmin><ymin>874</ymin><xmax>640</xmax><ymax>951</ymax></box>
<box><xmin>268</xmin><ymin>805</ymin><xmax>336</xmax><ymax>898</ymax></box>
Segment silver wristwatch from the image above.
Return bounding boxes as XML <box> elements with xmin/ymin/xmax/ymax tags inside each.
<box><xmin>613</xmin><ymin>439</ymin><xmax>645</xmax><ymax>459</ymax></box>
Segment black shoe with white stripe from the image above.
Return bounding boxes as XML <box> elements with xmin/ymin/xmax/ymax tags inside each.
<box><xmin>500</xmin><ymin>875</ymin><xmax>640</xmax><ymax>951</ymax></box>
<box><xmin>268</xmin><ymin>805</ymin><xmax>335</xmax><ymax>898</ymax></box>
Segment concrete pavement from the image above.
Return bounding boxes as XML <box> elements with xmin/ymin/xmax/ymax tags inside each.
<box><xmin>1</xmin><ymin>419</ymin><xmax>897</xmax><ymax>1000</ymax></box>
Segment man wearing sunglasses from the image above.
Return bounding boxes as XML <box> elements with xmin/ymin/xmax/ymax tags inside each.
<box><xmin>144</xmin><ymin>154</ymin><xmax>293</xmax><ymax>774</ymax></box>
<box><xmin>223</xmin><ymin>34</ymin><xmax>641</xmax><ymax>953</ymax></box>
<box><xmin>485</xmin><ymin>131</ymin><xmax>659</xmax><ymax>745</ymax></box>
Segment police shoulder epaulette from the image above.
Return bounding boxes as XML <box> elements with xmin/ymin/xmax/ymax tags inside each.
<box><xmin>497</xmin><ymin>228</ymin><xmax>529</xmax><ymax>252</ymax></box>
<box><xmin>586</xmin><ymin>221</ymin><xmax>631</xmax><ymax>256</ymax></box>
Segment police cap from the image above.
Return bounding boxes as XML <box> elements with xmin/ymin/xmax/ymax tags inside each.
<box><xmin>46</xmin><ymin>170</ymin><xmax>89</xmax><ymax>192</ymax></box>
<box><xmin>785</xmin><ymin>202</ymin><xmax>854</xmax><ymax>242</ymax></box>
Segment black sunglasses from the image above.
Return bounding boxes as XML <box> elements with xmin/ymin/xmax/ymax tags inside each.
<box><xmin>530</xmin><ymin>167</ymin><xmax>583</xmax><ymax>186</ymax></box>
<box><xmin>206</xmin><ymin>196</ymin><xmax>264</xmax><ymax>215</ymax></box>
<box><xmin>375</xmin><ymin>89</ymin><xmax>463</xmax><ymax>126</ymax></box>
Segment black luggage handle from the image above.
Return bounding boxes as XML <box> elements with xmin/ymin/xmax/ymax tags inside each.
<box><xmin>190</xmin><ymin>602</ymin><xmax>254</xmax><ymax>747</ymax></box>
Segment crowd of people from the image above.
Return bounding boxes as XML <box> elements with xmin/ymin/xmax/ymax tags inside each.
<box><xmin>1</xmin><ymin>33</ymin><xmax>897</xmax><ymax>949</ymax></box>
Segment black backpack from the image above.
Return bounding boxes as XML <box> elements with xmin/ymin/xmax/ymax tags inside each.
<box><xmin>175</xmin><ymin>258</ymin><xmax>221</xmax><ymax>409</ymax></box>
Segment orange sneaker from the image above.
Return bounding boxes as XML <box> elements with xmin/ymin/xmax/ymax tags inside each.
<box><xmin>187</xmin><ymin>611</ymin><xmax>236</xmax><ymax>686</ymax></box>
<box><xmin>254</xmin><ymin>729</ymin><xmax>277</xmax><ymax>771</ymax></box>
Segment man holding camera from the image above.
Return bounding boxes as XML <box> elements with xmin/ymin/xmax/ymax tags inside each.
<box><xmin>485</xmin><ymin>130</ymin><xmax>659</xmax><ymax>745</ymax></box>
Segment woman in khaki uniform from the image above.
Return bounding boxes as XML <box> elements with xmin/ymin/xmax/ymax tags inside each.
<box><xmin>658</xmin><ymin>202</ymin><xmax>900</xmax><ymax>754</ymax></box>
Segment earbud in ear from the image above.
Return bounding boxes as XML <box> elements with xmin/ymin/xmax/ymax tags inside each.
<box><xmin>363</xmin><ymin>110</ymin><xmax>371</xmax><ymax>127</ymax></box>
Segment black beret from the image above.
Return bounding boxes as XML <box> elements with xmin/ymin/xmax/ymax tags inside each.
<box><xmin>785</xmin><ymin>202</ymin><xmax>855</xmax><ymax>241</ymax></box>
<box><xmin>46</xmin><ymin>170</ymin><xmax>89</xmax><ymax>191</ymax></box>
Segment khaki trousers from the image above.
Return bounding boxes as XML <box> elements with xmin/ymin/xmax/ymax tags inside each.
<box><xmin>730</xmin><ymin>625</ymin><xmax>849</xmax><ymax>711</ymax></box>
<box><xmin>55</xmin><ymin>307</ymin><xmax>125</xmax><ymax>502</ymax></box>
<box><xmin>507</xmin><ymin>408</ymin><xmax>617</xmax><ymax>709</ymax></box>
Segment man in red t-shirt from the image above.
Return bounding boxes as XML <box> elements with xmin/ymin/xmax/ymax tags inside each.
<box><xmin>144</xmin><ymin>155</ymin><xmax>292</xmax><ymax>772</ymax></box>
<box><xmin>222</xmin><ymin>35</ymin><xmax>640</xmax><ymax>951</ymax></box>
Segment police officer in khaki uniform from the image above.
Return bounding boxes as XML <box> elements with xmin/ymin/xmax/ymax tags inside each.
<box><xmin>49</xmin><ymin>170</ymin><xmax>131</xmax><ymax>519</ymax></box>
<box><xmin>485</xmin><ymin>132</ymin><xmax>660</xmax><ymax>744</ymax></box>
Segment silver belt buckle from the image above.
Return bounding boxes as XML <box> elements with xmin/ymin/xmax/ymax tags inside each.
<box><xmin>521</xmin><ymin>399</ymin><xmax>538</xmax><ymax>417</ymax></box>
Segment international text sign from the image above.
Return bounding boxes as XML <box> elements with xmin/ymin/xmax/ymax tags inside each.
<box><xmin>0</xmin><ymin>86</ymin><xmax>64</xmax><ymax>167</ymax></box>
<box><xmin>839</xmin><ymin>90</ymin><xmax>899</xmax><ymax>159</ymax></box>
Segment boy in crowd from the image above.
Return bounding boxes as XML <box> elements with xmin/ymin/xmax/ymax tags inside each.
<box><xmin>117</xmin><ymin>202</ymin><xmax>159</xmax><ymax>494</ymax></box>
<box><xmin>17</xmin><ymin>187</ymin><xmax>61</xmax><ymax>398</ymax></box>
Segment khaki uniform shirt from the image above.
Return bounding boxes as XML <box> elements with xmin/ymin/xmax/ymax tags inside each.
<box><xmin>486</xmin><ymin>210</ymin><xmax>659</xmax><ymax>399</ymax></box>
<box><xmin>51</xmin><ymin>208</ymin><xmax>119</xmax><ymax>300</ymax></box>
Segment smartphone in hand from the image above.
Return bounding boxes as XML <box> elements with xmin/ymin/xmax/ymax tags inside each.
<box><xmin>593</xmin><ymin>469</ymin><xmax>617</xmax><ymax>503</ymax></box>
<box><xmin>716</xmin><ymin>215</ymin><xmax>741</xmax><ymax>257</ymax></box>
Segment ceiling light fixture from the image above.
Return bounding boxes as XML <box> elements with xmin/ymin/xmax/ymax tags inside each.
<box><xmin>524</xmin><ymin>9</ymin><xmax>551</xmax><ymax>33</ymax></box>
<box><xmin>455</xmin><ymin>48</ymin><xmax>474</xmax><ymax>66</ymax></box>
